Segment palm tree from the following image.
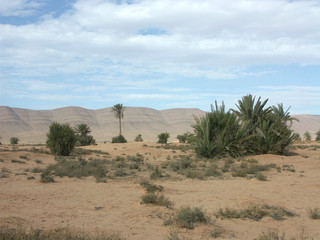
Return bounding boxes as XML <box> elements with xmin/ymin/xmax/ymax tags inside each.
<box><xmin>74</xmin><ymin>123</ymin><xmax>91</xmax><ymax>137</ymax></box>
<box><xmin>111</xmin><ymin>104</ymin><xmax>126</xmax><ymax>136</ymax></box>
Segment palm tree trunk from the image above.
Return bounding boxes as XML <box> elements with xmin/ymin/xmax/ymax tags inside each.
<box><xmin>119</xmin><ymin>118</ymin><xmax>122</xmax><ymax>135</ymax></box>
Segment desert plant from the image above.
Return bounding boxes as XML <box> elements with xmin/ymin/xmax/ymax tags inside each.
<box><xmin>111</xmin><ymin>103</ymin><xmax>126</xmax><ymax>136</ymax></box>
<box><xmin>141</xmin><ymin>193</ymin><xmax>173</xmax><ymax>208</ymax></box>
<box><xmin>0</xmin><ymin>226</ymin><xmax>125</xmax><ymax>240</ymax></box>
<box><xmin>309</xmin><ymin>208</ymin><xmax>320</xmax><ymax>219</ymax></box>
<box><xmin>165</xmin><ymin>206</ymin><xmax>208</xmax><ymax>229</ymax></box>
<box><xmin>135</xmin><ymin>134</ymin><xmax>143</xmax><ymax>142</ymax></box>
<box><xmin>316</xmin><ymin>130</ymin><xmax>320</xmax><ymax>141</ymax></box>
<box><xmin>40</xmin><ymin>170</ymin><xmax>55</xmax><ymax>183</ymax></box>
<box><xmin>193</xmin><ymin>101</ymin><xmax>252</xmax><ymax>158</ymax></box>
<box><xmin>304</xmin><ymin>131</ymin><xmax>312</xmax><ymax>141</ymax></box>
<box><xmin>46</xmin><ymin>122</ymin><xmax>77</xmax><ymax>156</ymax></box>
<box><xmin>140</xmin><ymin>180</ymin><xmax>163</xmax><ymax>193</ymax></box>
<box><xmin>10</xmin><ymin>137</ymin><xmax>19</xmax><ymax>145</ymax></box>
<box><xmin>293</xmin><ymin>133</ymin><xmax>301</xmax><ymax>141</ymax></box>
<box><xmin>112</xmin><ymin>135</ymin><xmax>127</xmax><ymax>143</ymax></box>
<box><xmin>74</xmin><ymin>123</ymin><xmax>95</xmax><ymax>146</ymax></box>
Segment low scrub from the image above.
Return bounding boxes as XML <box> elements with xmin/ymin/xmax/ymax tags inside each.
<box><xmin>140</xmin><ymin>180</ymin><xmax>163</xmax><ymax>193</ymax></box>
<box><xmin>141</xmin><ymin>193</ymin><xmax>173</xmax><ymax>209</ymax></box>
<box><xmin>309</xmin><ymin>208</ymin><xmax>320</xmax><ymax>219</ymax></box>
<box><xmin>10</xmin><ymin>137</ymin><xmax>19</xmax><ymax>145</ymax></box>
<box><xmin>164</xmin><ymin>206</ymin><xmax>208</xmax><ymax>229</ymax></box>
<box><xmin>134</xmin><ymin>134</ymin><xmax>143</xmax><ymax>142</ymax></box>
<box><xmin>216</xmin><ymin>204</ymin><xmax>296</xmax><ymax>221</ymax></box>
<box><xmin>112</xmin><ymin>135</ymin><xmax>127</xmax><ymax>143</ymax></box>
<box><xmin>0</xmin><ymin>226</ymin><xmax>125</xmax><ymax>240</ymax></box>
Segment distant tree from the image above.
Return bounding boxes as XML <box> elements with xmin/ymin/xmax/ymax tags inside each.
<box><xmin>74</xmin><ymin>123</ymin><xmax>95</xmax><ymax>146</ymax></box>
<box><xmin>304</xmin><ymin>131</ymin><xmax>312</xmax><ymax>141</ymax></box>
<box><xmin>157</xmin><ymin>132</ymin><xmax>170</xmax><ymax>144</ymax></box>
<box><xmin>111</xmin><ymin>104</ymin><xmax>126</xmax><ymax>136</ymax></box>
<box><xmin>316</xmin><ymin>130</ymin><xmax>320</xmax><ymax>141</ymax></box>
<box><xmin>112</xmin><ymin>135</ymin><xmax>127</xmax><ymax>143</ymax></box>
<box><xmin>10</xmin><ymin>137</ymin><xmax>19</xmax><ymax>145</ymax></box>
<box><xmin>293</xmin><ymin>133</ymin><xmax>301</xmax><ymax>141</ymax></box>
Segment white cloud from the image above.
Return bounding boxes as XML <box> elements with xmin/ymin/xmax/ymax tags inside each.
<box><xmin>0</xmin><ymin>0</ymin><xmax>41</xmax><ymax>16</ymax></box>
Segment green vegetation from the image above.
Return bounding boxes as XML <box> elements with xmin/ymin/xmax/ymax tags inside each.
<box><xmin>111</xmin><ymin>103</ymin><xmax>126</xmax><ymax>136</ymax></box>
<box><xmin>112</xmin><ymin>135</ymin><xmax>127</xmax><ymax>143</ymax></box>
<box><xmin>193</xmin><ymin>95</ymin><xmax>296</xmax><ymax>158</ymax></box>
<box><xmin>164</xmin><ymin>206</ymin><xmax>208</xmax><ymax>229</ymax></box>
<box><xmin>140</xmin><ymin>180</ymin><xmax>163</xmax><ymax>193</ymax></box>
<box><xmin>216</xmin><ymin>204</ymin><xmax>296</xmax><ymax>221</ymax></box>
<box><xmin>134</xmin><ymin>134</ymin><xmax>143</xmax><ymax>142</ymax></box>
<box><xmin>10</xmin><ymin>137</ymin><xmax>19</xmax><ymax>145</ymax></box>
<box><xmin>141</xmin><ymin>193</ymin><xmax>173</xmax><ymax>208</ymax></box>
<box><xmin>46</xmin><ymin>122</ymin><xmax>77</xmax><ymax>156</ymax></box>
<box><xmin>74</xmin><ymin>123</ymin><xmax>95</xmax><ymax>146</ymax></box>
<box><xmin>177</xmin><ymin>132</ymin><xmax>194</xmax><ymax>143</ymax></box>
<box><xmin>316</xmin><ymin>130</ymin><xmax>320</xmax><ymax>141</ymax></box>
<box><xmin>304</xmin><ymin>131</ymin><xmax>312</xmax><ymax>141</ymax></box>
<box><xmin>0</xmin><ymin>226</ymin><xmax>125</xmax><ymax>240</ymax></box>
<box><xmin>158</xmin><ymin>132</ymin><xmax>170</xmax><ymax>144</ymax></box>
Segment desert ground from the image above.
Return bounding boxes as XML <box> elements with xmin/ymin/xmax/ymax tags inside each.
<box><xmin>0</xmin><ymin>141</ymin><xmax>319</xmax><ymax>239</ymax></box>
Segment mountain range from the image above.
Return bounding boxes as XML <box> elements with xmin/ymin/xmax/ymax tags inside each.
<box><xmin>0</xmin><ymin>106</ymin><xmax>319</xmax><ymax>143</ymax></box>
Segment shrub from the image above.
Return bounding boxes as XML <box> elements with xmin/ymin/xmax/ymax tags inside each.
<box><xmin>293</xmin><ymin>133</ymin><xmax>301</xmax><ymax>141</ymax></box>
<box><xmin>74</xmin><ymin>123</ymin><xmax>96</xmax><ymax>146</ymax></box>
<box><xmin>10</xmin><ymin>137</ymin><xmax>19</xmax><ymax>145</ymax></box>
<box><xmin>140</xmin><ymin>180</ymin><xmax>163</xmax><ymax>193</ymax></box>
<box><xmin>40</xmin><ymin>170</ymin><xmax>55</xmax><ymax>183</ymax></box>
<box><xmin>0</xmin><ymin>226</ymin><xmax>125</xmax><ymax>240</ymax></box>
<box><xmin>157</xmin><ymin>132</ymin><xmax>170</xmax><ymax>144</ymax></box>
<box><xmin>46</xmin><ymin>122</ymin><xmax>77</xmax><ymax>156</ymax></box>
<box><xmin>309</xmin><ymin>208</ymin><xmax>320</xmax><ymax>219</ymax></box>
<box><xmin>316</xmin><ymin>130</ymin><xmax>320</xmax><ymax>141</ymax></box>
<box><xmin>141</xmin><ymin>193</ymin><xmax>173</xmax><ymax>208</ymax></box>
<box><xmin>177</xmin><ymin>132</ymin><xmax>194</xmax><ymax>143</ymax></box>
<box><xmin>165</xmin><ymin>206</ymin><xmax>208</xmax><ymax>229</ymax></box>
<box><xmin>216</xmin><ymin>204</ymin><xmax>295</xmax><ymax>221</ymax></box>
<box><xmin>112</xmin><ymin>135</ymin><xmax>127</xmax><ymax>143</ymax></box>
<box><xmin>135</xmin><ymin>134</ymin><xmax>143</xmax><ymax>142</ymax></box>
<box><xmin>304</xmin><ymin>131</ymin><xmax>312</xmax><ymax>141</ymax></box>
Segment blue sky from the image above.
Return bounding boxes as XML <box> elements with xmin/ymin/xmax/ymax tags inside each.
<box><xmin>0</xmin><ymin>0</ymin><xmax>320</xmax><ymax>114</ymax></box>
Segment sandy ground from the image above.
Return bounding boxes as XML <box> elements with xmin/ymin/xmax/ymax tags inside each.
<box><xmin>0</xmin><ymin>142</ymin><xmax>319</xmax><ymax>240</ymax></box>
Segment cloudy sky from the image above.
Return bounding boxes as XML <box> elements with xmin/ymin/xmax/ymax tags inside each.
<box><xmin>1</xmin><ymin>0</ymin><xmax>320</xmax><ymax>113</ymax></box>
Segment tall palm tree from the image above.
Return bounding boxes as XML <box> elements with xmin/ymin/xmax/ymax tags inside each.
<box><xmin>111</xmin><ymin>104</ymin><xmax>126</xmax><ymax>136</ymax></box>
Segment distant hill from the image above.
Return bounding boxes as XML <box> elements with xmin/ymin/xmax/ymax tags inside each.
<box><xmin>0</xmin><ymin>106</ymin><xmax>319</xmax><ymax>143</ymax></box>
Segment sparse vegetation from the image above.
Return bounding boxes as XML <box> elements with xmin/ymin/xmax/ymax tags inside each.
<box><xmin>216</xmin><ymin>204</ymin><xmax>296</xmax><ymax>221</ymax></box>
<box><xmin>140</xmin><ymin>180</ymin><xmax>163</xmax><ymax>193</ymax></box>
<box><xmin>164</xmin><ymin>206</ymin><xmax>208</xmax><ymax>229</ymax></box>
<box><xmin>308</xmin><ymin>208</ymin><xmax>320</xmax><ymax>219</ymax></box>
<box><xmin>0</xmin><ymin>226</ymin><xmax>125</xmax><ymax>240</ymax></box>
<box><xmin>46</xmin><ymin>122</ymin><xmax>77</xmax><ymax>156</ymax></box>
<box><xmin>141</xmin><ymin>193</ymin><xmax>173</xmax><ymax>208</ymax></box>
<box><xmin>10</xmin><ymin>137</ymin><xmax>19</xmax><ymax>145</ymax></box>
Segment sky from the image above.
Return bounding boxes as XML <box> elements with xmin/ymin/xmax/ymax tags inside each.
<box><xmin>0</xmin><ymin>0</ymin><xmax>320</xmax><ymax>114</ymax></box>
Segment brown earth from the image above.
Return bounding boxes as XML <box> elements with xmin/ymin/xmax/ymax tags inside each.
<box><xmin>0</xmin><ymin>142</ymin><xmax>319</xmax><ymax>239</ymax></box>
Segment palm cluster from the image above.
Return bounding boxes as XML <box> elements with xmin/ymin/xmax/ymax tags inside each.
<box><xmin>193</xmin><ymin>95</ymin><xmax>297</xmax><ymax>158</ymax></box>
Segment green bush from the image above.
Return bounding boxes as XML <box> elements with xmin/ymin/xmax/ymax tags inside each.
<box><xmin>193</xmin><ymin>101</ymin><xmax>251</xmax><ymax>158</ymax></box>
<box><xmin>10</xmin><ymin>137</ymin><xmax>19</xmax><ymax>145</ymax></box>
<box><xmin>165</xmin><ymin>206</ymin><xmax>208</xmax><ymax>229</ymax></box>
<box><xmin>112</xmin><ymin>135</ymin><xmax>127</xmax><ymax>143</ymax></box>
<box><xmin>135</xmin><ymin>134</ymin><xmax>143</xmax><ymax>142</ymax></box>
<box><xmin>46</xmin><ymin>122</ymin><xmax>77</xmax><ymax>156</ymax></box>
<box><xmin>74</xmin><ymin>123</ymin><xmax>96</xmax><ymax>146</ymax></box>
<box><xmin>316</xmin><ymin>130</ymin><xmax>320</xmax><ymax>141</ymax></box>
<box><xmin>177</xmin><ymin>132</ymin><xmax>194</xmax><ymax>143</ymax></box>
<box><xmin>304</xmin><ymin>131</ymin><xmax>312</xmax><ymax>141</ymax></box>
<box><xmin>157</xmin><ymin>132</ymin><xmax>170</xmax><ymax>144</ymax></box>
<box><xmin>141</xmin><ymin>193</ymin><xmax>173</xmax><ymax>208</ymax></box>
